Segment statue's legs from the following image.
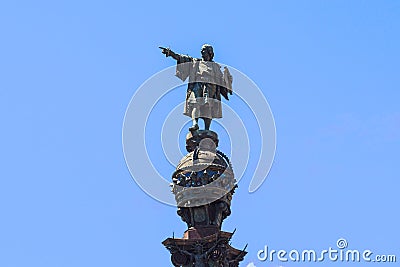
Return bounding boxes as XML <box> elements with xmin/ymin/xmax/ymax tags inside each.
<box><xmin>203</xmin><ymin>118</ymin><xmax>212</xmax><ymax>130</ymax></box>
<box><xmin>189</xmin><ymin>107</ymin><xmax>200</xmax><ymax>131</ymax></box>
<box><xmin>188</xmin><ymin>102</ymin><xmax>212</xmax><ymax>131</ymax></box>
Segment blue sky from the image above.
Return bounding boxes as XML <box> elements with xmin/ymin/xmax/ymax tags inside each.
<box><xmin>0</xmin><ymin>1</ymin><xmax>399</xmax><ymax>266</ymax></box>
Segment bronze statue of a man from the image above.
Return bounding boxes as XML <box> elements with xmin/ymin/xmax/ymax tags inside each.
<box><xmin>160</xmin><ymin>44</ymin><xmax>232</xmax><ymax>131</ymax></box>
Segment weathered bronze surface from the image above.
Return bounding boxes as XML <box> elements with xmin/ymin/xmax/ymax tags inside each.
<box><xmin>160</xmin><ymin>45</ymin><xmax>232</xmax><ymax>132</ymax></box>
<box><xmin>160</xmin><ymin>45</ymin><xmax>246</xmax><ymax>266</ymax></box>
<box><xmin>163</xmin><ymin>231</ymin><xmax>247</xmax><ymax>267</ymax></box>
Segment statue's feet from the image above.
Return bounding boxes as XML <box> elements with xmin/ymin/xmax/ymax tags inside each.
<box><xmin>189</xmin><ymin>124</ymin><xmax>199</xmax><ymax>132</ymax></box>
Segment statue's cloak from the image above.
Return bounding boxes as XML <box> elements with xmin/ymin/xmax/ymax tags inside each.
<box><xmin>176</xmin><ymin>55</ymin><xmax>229</xmax><ymax>119</ymax></box>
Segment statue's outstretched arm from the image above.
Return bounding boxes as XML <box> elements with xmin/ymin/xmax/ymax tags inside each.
<box><xmin>159</xmin><ymin>46</ymin><xmax>180</xmax><ymax>61</ymax></box>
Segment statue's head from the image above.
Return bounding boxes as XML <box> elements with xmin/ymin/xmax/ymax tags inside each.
<box><xmin>201</xmin><ymin>44</ymin><xmax>214</xmax><ymax>61</ymax></box>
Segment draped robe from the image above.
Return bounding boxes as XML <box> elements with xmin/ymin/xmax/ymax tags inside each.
<box><xmin>176</xmin><ymin>55</ymin><xmax>225</xmax><ymax>119</ymax></box>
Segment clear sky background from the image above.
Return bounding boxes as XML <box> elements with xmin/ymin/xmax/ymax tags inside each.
<box><xmin>1</xmin><ymin>1</ymin><xmax>399</xmax><ymax>266</ymax></box>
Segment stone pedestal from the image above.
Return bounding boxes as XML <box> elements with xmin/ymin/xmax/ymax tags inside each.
<box><xmin>163</xmin><ymin>130</ymin><xmax>247</xmax><ymax>267</ymax></box>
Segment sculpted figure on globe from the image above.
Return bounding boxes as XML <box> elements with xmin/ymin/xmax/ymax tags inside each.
<box><xmin>160</xmin><ymin>44</ymin><xmax>247</xmax><ymax>267</ymax></box>
<box><xmin>160</xmin><ymin>44</ymin><xmax>233</xmax><ymax>132</ymax></box>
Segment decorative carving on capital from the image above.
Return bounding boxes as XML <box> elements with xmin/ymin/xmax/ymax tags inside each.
<box><xmin>163</xmin><ymin>231</ymin><xmax>247</xmax><ymax>267</ymax></box>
